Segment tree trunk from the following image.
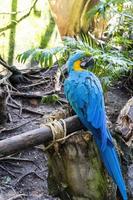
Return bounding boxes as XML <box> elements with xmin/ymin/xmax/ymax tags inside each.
<box><xmin>8</xmin><ymin>0</ymin><xmax>18</xmax><ymax>65</ymax></box>
<box><xmin>47</xmin><ymin>131</ymin><xmax>115</xmax><ymax>200</ymax></box>
<box><xmin>39</xmin><ymin>12</ymin><xmax>55</xmax><ymax>48</ymax></box>
<box><xmin>48</xmin><ymin>0</ymin><xmax>106</xmax><ymax>37</ymax></box>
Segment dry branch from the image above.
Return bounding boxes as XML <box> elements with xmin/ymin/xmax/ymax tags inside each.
<box><xmin>7</xmin><ymin>194</ymin><xmax>27</xmax><ymax>200</ymax></box>
<box><xmin>8</xmin><ymin>103</ymin><xmax>44</xmax><ymax>116</ymax></box>
<box><xmin>0</xmin><ymin>117</ymin><xmax>38</xmax><ymax>133</ymax></box>
<box><xmin>10</xmin><ymin>90</ymin><xmax>55</xmax><ymax>98</ymax></box>
<box><xmin>0</xmin><ymin>57</ymin><xmax>12</xmax><ymax>72</ymax></box>
<box><xmin>0</xmin><ymin>116</ymin><xmax>84</xmax><ymax>157</ymax></box>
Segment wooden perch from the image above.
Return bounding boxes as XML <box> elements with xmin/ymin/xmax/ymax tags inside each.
<box><xmin>0</xmin><ymin>116</ymin><xmax>84</xmax><ymax>157</ymax></box>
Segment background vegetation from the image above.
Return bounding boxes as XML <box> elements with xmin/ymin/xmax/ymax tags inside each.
<box><xmin>0</xmin><ymin>0</ymin><xmax>132</xmax><ymax>89</ymax></box>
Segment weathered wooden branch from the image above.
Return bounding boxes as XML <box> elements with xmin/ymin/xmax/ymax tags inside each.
<box><xmin>0</xmin><ymin>116</ymin><xmax>84</xmax><ymax>157</ymax></box>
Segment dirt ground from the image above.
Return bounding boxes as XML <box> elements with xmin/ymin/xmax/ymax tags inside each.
<box><xmin>0</xmin><ymin>66</ymin><xmax>131</xmax><ymax>200</ymax></box>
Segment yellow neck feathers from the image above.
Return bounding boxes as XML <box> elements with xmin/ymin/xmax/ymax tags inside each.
<box><xmin>73</xmin><ymin>60</ymin><xmax>83</xmax><ymax>71</ymax></box>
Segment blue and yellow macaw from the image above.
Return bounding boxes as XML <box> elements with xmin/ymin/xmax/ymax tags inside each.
<box><xmin>64</xmin><ymin>51</ymin><xmax>127</xmax><ymax>200</ymax></box>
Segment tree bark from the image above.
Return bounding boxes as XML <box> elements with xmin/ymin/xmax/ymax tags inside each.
<box><xmin>8</xmin><ymin>0</ymin><xmax>18</xmax><ymax>65</ymax></box>
<box><xmin>48</xmin><ymin>0</ymin><xmax>103</xmax><ymax>37</ymax></box>
<box><xmin>39</xmin><ymin>13</ymin><xmax>55</xmax><ymax>48</ymax></box>
<box><xmin>47</xmin><ymin>131</ymin><xmax>115</xmax><ymax>200</ymax></box>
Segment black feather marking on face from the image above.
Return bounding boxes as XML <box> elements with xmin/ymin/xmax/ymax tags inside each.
<box><xmin>80</xmin><ymin>57</ymin><xmax>94</xmax><ymax>69</ymax></box>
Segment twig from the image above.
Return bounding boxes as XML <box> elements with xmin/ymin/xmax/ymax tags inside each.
<box><xmin>20</xmin><ymin>67</ymin><xmax>43</xmax><ymax>74</ymax></box>
<box><xmin>0</xmin><ymin>157</ymin><xmax>35</xmax><ymax>163</ymax></box>
<box><xmin>22</xmin><ymin>107</ymin><xmax>44</xmax><ymax>116</ymax></box>
<box><xmin>54</xmin><ymin>68</ymin><xmax>62</xmax><ymax>92</ymax></box>
<box><xmin>0</xmin><ymin>57</ymin><xmax>13</xmax><ymax>72</ymax></box>
<box><xmin>0</xmin><ymin>8</ymin><xmax>31</xmax><ymax>15</ymax></box>
<box><xmin>1</xmin><ymin>161</ymin><xmax>22</xmax><ymax>169</ymax></box>
<box><xmin>0</xmin><ymin>118</ymin><xmax>37</xmax><ymax>133</ymax></box>
<box><xmin>3</xmin><ymin>184</ymin><xmax>16</xmax><ymax>193</ymax></box>
<box><xmin>15</xmin><ymin>171</ymin><xmax>45</xmax><ymax>185</ymax></box>
<box><xmin>0</xmin><ymin>157</ymin><xmax>38</xmax><ymax>169</ymax></box>
<box><xmin>0</xmin><ymin>68</ymin><xmax>6</xmax><ymax>74</ymax></box>
<box><xmin>11</xmin><ymin>110</ymin><xmax>23</xmax><ymax>119</ymax></box>
<box><xmin>0</xmin><ymin>0</ymin><xmax>38</xmax><ymax>33</ymax></box>
<box><xmin>0</xmin><ymin>164</ymin><xmax>16</xmax><ymax>177</ymax></box>
<box><xmin>0</xmin><ymin>157</ymin><xmax>40</xmax><ymax>171</ymax></box>
<box><xmin>0</xmin><ymin>11</ymin><xmax>21</xmax><ymax>15</ymax></box>
<box><xmin>8</xmin><ymin>113</ymin><xmax>13</xmax><ymax>123</ymax></box>
<box><xmin>10</xmin><ymin>90</ymin><xmax>68</xmax><ymax>106</ymax></box>
<box><xmin>20</xmin><ymin>79</ymin><xmax>48</xmax><ymax>89</ymax></box>
<box><xmin>25</xmin><ymin>74</ymin><xmax>43</xmax><ymax>79</ymax></box>
<box><xmin>88</xmin><ymin>31</ymin><xmax>105</xmax><ymax>46</ymax></box>
<box><xmin>10</xmin><ymin>90</ymin><xmax>56</xmax><ymax>98</ymax></box>
<box><xmin>58</xmin><ymin>98</ymin><xmax>68</xmax><ymax>104</ymax></box>
<box><xmin>7</xmin><ymin>194</ymin><xmax>27</xmax><ymax>200</ymax></box>
<box><xmin>5</xmin><ymin>84</ymin><xmax>22</xmax><ymax>115</ymax></box>
<box><xmin>8</xmin><ymin>103</ymin><xmax>44</xmax><ymax>116</ymax></box>
<box><xmin>4</xmin><ymin>79</ymin><xmax>18</xmax><ymax>92</ymax></box>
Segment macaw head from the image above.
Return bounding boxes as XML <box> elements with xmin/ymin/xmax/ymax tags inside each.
<box><xmin>66</xmin><ymin>50</ymin><xmax>94</xmax><ymax>73</ymax></box>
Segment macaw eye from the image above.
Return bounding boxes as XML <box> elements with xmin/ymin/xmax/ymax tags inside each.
<box><xmin>80</xmin><ymin>57</ymin><xmax>94</xmax><ymax>69</ymax></box>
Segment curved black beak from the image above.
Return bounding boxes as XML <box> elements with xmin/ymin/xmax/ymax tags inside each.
<box><xmin>80</xmin><ymin>57</ymin><xmax>94</xmax><ymax>69</ymax></box>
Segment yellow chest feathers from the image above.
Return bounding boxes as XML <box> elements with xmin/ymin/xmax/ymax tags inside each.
<box><xmin>73</xmin><ymin>60</ymin><xmax>83</xmax><ymax>71</ymax></box>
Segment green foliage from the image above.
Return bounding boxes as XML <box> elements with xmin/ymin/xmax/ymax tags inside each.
<box><xmin>107</xmin><ymin>2</ymin><xmax>133</xmax><ymax>47</ymax></box>
<box><xmin>87</xmin><ymin>0</ymin><xmax>130</xmax><ymax>18</ymax></box>
<box><xmin>16</xmin><ymin>33</ymin><xmax>97</xmax><ymax>70</ymax></box>
<box><xmin>17</xmin><ymin>35</ymin><xmax>132</xmax><ymax>89</ymax></box>
<box><xmin>17</xmin><ymin>46</ymin><xmax>68</xmax><ymax>68</ymax></box>
<box><xmin>41</xmin><ymin>94</ymin><xmax>59</xmax><ymax>104</ymax></box>
<box><xmin>17</xmin><ymin>0</ymin><xmax>133</xmax><ymax>90</ymax></box>
<box><xmin>88</xmin><ymin>0</ymin><xmax>133</xmax><ymax>51</ymax></box>
<box><xmin>63</xmin><ymin>36</ymin><xmax>133</xmax><ymax>90</ymax></box>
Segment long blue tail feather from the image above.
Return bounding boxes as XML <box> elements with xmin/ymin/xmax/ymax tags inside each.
<box><xmin>93</xmin><ymin>130</ymin><xmax>127</xmax><ymax>200</ymax></box>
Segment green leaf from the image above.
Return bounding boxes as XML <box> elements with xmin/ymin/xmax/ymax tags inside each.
<box><xmin>41</xmin><ymin>94</ymin><xmax>59</xmax><ymax>104</ymax></box>
<box><xmin>17</xmin><ymin>49</ymin><xmax>35</xmax><ymax>63</ymax></box>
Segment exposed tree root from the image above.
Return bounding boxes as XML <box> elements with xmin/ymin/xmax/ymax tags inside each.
<box><xmin>8</xmin><ymin>103</ymin><xmax>44</xmax><ymax>116</ymax></box>
<box><xmin>0</xmin><ymin>57</ymin><xmax>32</xmax><ymax>85</ymax></box>
<box><xmin>20</xmin><ymin>79</ymin><xmax>49</xmax><ymax>89</ymax></box>
<box><xmin>15</xmin><ymin>171</ymin><xmax>45</xmax><ymax>185</ymax></box>
<box><xmin>0</xmin><ymin>156</ymin><xmax>36</xmax><ymax>163</ymax></box>
<box><xmin>7</xmin><ymin>193</ymin><xmax>27</xmax><ymax>200</ymax></box>
<box><xmin>5</xmin><ymin>84</ymin><xmax>22</xmax><ymax>116</ymax></box>
<box><xmin>0</xmin><ymin>117</ymin><xmax>37</xmax><ymax>133</ymax></box>
<box><xmin>0</xmin><ymin>164</ymin><xmax>16</xmax><ymax>178</ymax></box>
<box><xmin>10</xmin><ymin>90</ymin><xmax>56</xmax><ymax>98</ymax></box>
<box><xmin>10</xmin><ymin>91</ymin><xmax>68</xmax><ymax>105</ymax></box>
